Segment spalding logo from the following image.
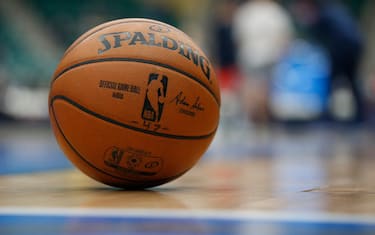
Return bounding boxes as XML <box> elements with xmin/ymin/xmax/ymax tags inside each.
<box><xmin>97</xmin><ymin>31</ymin><xmax>211</xmax><ymax>81</ymax></box>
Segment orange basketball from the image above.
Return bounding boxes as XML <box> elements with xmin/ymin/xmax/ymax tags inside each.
<box><xmin>49</xmin><ymin>18</ymin><xmax>220</xmax><ymax>189</ymax></box>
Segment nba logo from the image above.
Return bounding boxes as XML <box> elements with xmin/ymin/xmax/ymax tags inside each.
<box><xmin>104</xmin><ymin>147</ymin><xmax>124</xmax><ymax>167</ymax></box>
<box><xmin>142</xmin><ymin>73</ymin><xmax>168</xmax><ymax>122</ymax></box>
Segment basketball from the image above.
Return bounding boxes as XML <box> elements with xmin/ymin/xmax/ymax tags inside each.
<box><xmin>48</xmin><ymin>18</ymin><xmax>220</xmax><ymax>189</ymax></box>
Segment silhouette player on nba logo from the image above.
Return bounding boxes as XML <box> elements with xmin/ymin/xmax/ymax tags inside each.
<box><xmin>142</xmin><ymin>73</ymin><xmax>168</xmax><ymax>122</ymax></box>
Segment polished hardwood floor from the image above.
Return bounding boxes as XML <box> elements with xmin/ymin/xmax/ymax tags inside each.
<box><xmin>1</xmin><ymin>123</ymin><xmax>375</xmax><ymax>234</ymax></box>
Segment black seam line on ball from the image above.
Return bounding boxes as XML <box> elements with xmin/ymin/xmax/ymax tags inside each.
<box><xmin>64</xmin><ymin>19</ymin><xmax>179</xmax><ymax>56</ymax></box>
<box><xmin>51</xmin><ymin>95</ymin><xmax>217</xmax><ymax>140</ymax></box>
<box><xmin>52</xmin><ymin>57</ymin><xmax>220</xmax><ymax>106</ymax></box>
<box><xmin>50</xmin><ymin>103</ymin><xmax>188</xmax><ymax>186</ymax></box>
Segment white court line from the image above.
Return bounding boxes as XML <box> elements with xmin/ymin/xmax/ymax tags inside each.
<box><xmin>0</xmin><ymin>207</ymin><xmax>375</xmax><ymax>225</ymax></box>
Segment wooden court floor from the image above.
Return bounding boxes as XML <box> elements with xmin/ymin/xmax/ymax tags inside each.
<box><xmin>1</xmin><ymin>123</ymin><xmax>375</xmax><ymax>234</ymax></box>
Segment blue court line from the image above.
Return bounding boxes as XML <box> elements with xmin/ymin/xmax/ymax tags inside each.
<box><xmin>1</xmin><ymin>208</ymin><xmax>375</xmax><ymax>235</ymax></box>
<box><xmin>1</xmin><ymin>213</ymin><xmax>375</xmax><ymax>235</ymax></box>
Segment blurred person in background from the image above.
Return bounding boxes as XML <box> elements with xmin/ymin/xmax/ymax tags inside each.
<box><xmin>212</xmin><ymin>0</ymin><xmax>244</xmax><ymax>133</ymax></box>
<box><xmin>213</xmin><ymin>0</ymin><xmax>238</xmax><ymax>90</ymax></box>
<box><xmin>290</xmin><ymin>0</ymin><xmax>365</xmax><ymax>123</ymax></box>
<box><xmin>232</xmin><ymin>0</ymin><xmax>294</xmax><ymax>124</ymax></box>
<box><xmin>269</xmin><ymin>38</ymin><xmax>331</xmax><ymax>122</ymax></box>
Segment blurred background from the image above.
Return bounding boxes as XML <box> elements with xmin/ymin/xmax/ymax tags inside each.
<box><xmin>0</xmin><ymin>0</ymin><xmax>375</xmax><ymax>173</ymax></box>
<box><xmin>0</xmin><ymin>0</ymin><xmax>374</xmax><ymax>124</ymax></box>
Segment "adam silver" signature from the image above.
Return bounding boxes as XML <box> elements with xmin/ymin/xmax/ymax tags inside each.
<box><xmin>170</xmin><ymin>91</ymin><xmax>205</xmax><ymax>112</ymax></box>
